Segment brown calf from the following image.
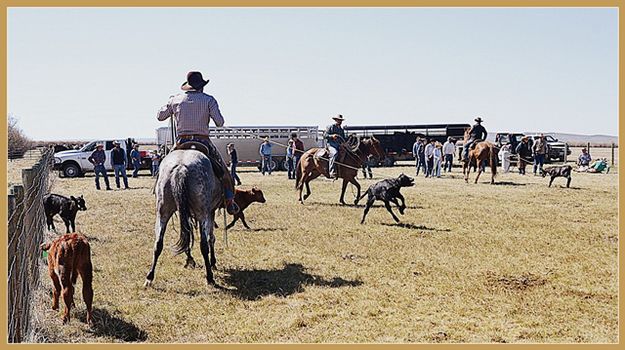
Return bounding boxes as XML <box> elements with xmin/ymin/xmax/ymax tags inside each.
<box><xmin>40</xmin><ymin>234</ymin><xmax>93</xmax><ymax>326</ymax></box>
<box><xmin>216</xmin><ymin>186</ymin><xmax>266</xmax><ymax>229</ymax></box>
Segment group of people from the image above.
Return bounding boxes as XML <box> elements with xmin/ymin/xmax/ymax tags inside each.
<box><xmin>412</xmin><ymin>136</ymin><xmax>457</xmax><ymax>178</ymax></box>
<box><xmin>497</xmin><ymin>134</ymin><xmax>547</xmax><ymax>175</ymax></box>
<box><xmin>87</xmin><ymin>142</ymin><xmax>161</xmax><ymax>191</ymax></box>
<box><xmin>249</xmin><ymin>133</ymin><xmax>305</xmax><ymax>178</ymax></box>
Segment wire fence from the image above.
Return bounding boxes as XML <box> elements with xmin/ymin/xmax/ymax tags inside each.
<box><xmin>7</xmin><ymin>148</ymin><xmax>53</xmax><ymax>343</ymax></box>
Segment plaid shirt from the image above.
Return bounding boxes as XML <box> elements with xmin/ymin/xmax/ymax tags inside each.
<box><xmin>157</xmin><ymin>91</ymin><xmax>225</xmax><ymax>137</ymax></box>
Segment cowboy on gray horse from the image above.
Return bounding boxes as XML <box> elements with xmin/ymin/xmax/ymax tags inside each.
<box><xmin>157</xmin><ymin>71</ymin><xmax>239</xmax><ymax>215</ymax></box>
<box><xmin>324</xmin><ymin>114</ymin><xmax>347</xmax><ymax>179</ymax></box>
<box><xmin>463</xmin><ymin>116</ymin><xmax>488</xmax><ymax>162</ymax></box>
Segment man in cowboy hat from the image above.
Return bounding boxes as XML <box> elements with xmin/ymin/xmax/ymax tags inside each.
<box><xmin>323</xmin><ymin>114</ymin><xmax>347</xmax><ymax>179</ymax></box>
<box><xmin>157</xmin><ymin>71</ymin><xmax>239</xmax><ymax>215</ymax></box>
<box><xmin>87</xmin><ymin>143</ymin><xmax>111</xmax><ymax>190</ymax></box>
<box><xmin>462</xmin><ymin>116</ymin><xmax>488</xmax><ymax>162</ymax></box>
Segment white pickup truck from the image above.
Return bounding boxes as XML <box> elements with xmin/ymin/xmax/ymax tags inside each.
<box><xmin>53</xmin><ymin>138</ymin><xmax>152</xmax><ymax>177</ymax></box>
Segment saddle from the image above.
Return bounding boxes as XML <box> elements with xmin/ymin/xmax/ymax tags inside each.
<box><xmin>173</xmin><ymin>141</ymin><xmax>224</xmax><ymax>178</ymax></box>
<box><xmin>469</xmin><ymin>138</ymin><xmax>484</xmax><ymax>150</ymax></box>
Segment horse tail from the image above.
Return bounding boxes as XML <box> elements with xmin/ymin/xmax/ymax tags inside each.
<box><xmin>172</xmin><ymin>166</ymin><xmax>192</xmax><ymax>256</ymax></box>
<box><xmin>490</xmin><ymin>145</ymin><xmax>498</xmax><ymax>177</ymax></box>
<box><xmin>295</xmin><ymin>155</ymin><xmax>303</xmax><ymax>190</ymax></box>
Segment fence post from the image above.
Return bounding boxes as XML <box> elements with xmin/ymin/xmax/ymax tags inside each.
<box><xmin>611</xmin><ymin>143</ymin><xmax>615</xmax><ymax>166</ymax></box>
<box><xmin>587</xmin><ymin>142</ymin><xmax>591</xmax><ymax>156</ymax></box>
<box><xmin>564</xmin><ymin>144</ymin><xmax>568</xmax><ymax>164</ymax></box>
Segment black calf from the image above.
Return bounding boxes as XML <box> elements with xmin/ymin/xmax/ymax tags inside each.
<box><xmin>541</xmin><ymin>165</ymin><xmax>572</xmax><ymax>188</ymax></box>
<box><xmin>359</xmin><ymin>173</ymin><xmax>415</xmax><ymax>224</ymax></box>
<box><xmin>43</xmin><ymin>194</ymin><xmax>87</xmax><ymax>233</ymax></box>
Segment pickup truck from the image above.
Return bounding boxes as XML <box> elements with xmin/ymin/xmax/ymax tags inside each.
<box><xmin>53</xmin><ymin>138</ymin><xmax>152</xmax><ymax>177</ymax></box>
<box><xmin>494</xmin><ymin>132</ymin><xmax>571</xmax><ymax>163</ymax></box>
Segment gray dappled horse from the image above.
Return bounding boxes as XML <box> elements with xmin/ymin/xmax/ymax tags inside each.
<box><xmin>144</xmin><ymin>150</ymin><xmax>222</xmax><ymax>287</ymax></box>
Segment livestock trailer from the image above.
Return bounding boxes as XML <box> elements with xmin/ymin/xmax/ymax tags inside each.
<box><xmin>156</xmin><ymin>125</ymin><xmax>320</xmax><ymax>171</ymax></box>
<box><xmin>344</xmin><ymin>123</ymin><xmax>470</xmax><ymax>166</ymax></box>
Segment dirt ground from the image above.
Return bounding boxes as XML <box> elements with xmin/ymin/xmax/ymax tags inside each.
<box><xmin>21</xmin><ymin>159</ymin><xmax>619</xmax><ymax>343</ymax></box>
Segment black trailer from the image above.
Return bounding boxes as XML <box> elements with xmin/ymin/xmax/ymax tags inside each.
<box><xmin>344</xmin><ymin>123</ymin><xmax>470</xmax><ymax>166</ymax></box>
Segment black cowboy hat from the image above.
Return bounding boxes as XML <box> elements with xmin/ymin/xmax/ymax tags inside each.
<box><xmin>474</xmin><ymin>117</ymin><xmax>483</xmax><ymax>123</ymax></box>
<box><xmin>181</xmin><ymin>71</ymin><xmax>210</xmax><ymax>91</ymax></box>
<box><xmin>332</xmin><ymin>114</ymin><xmax>345</xmax><ymax>121</ymax></box>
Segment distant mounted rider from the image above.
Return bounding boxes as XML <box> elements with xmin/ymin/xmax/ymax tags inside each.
<box><xmin>156</xmin><ymin>71</ymin><xmax>239</xmax><ymax>215</ymax></box>
<box><xmin>463</xmin><ymin>116</ymin><xmax>488</xmax><ymax>162</ymax></box>
<box><xmin>324</xmin><ymin>114</ymin><xmax>347</xmax><ymax>179</ymax></box>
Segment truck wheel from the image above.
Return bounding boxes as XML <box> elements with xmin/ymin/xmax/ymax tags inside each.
<box><xmin>269</xmin><ymin>160</ymin><xmax>277</xmax><ymax>171</ymax></box>
<box><xmin>383</xmin><ymin>157</ymin><xmax>395</xmax><ymax>167</ymax></box>
<box><xmin>62</xmin><ymin>163</ymin><xmax>81</xmax><ymax>178</ymax></box>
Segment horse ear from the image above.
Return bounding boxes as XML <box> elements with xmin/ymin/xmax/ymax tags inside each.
<box><xmin>70</xmin><ymin>196</ymin><xmax>76</xmax><ymax>201</ymax></box>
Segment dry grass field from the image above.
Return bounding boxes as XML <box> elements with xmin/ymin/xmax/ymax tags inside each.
<box><xmin>23</xmin><ymin>157</ymin><xmax>618</xmax><ymax>343</ymax></box>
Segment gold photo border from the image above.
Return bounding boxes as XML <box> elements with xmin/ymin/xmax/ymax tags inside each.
<box><xmin>0</xmin><ymin>1</ymin><xmax>621</xmax><ymax>348</ymax></box>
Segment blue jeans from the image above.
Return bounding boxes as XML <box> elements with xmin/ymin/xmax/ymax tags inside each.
<box><xmin>132</xmin><ymin>161</ymin><xmax>141</xmax><ymax>177</ymax></box>
<box><xmin>231</xmin><ymin>163</ymin><xmax>241</xmax><ymax>185</ymax></box>
<box><xmin>463</xmin><ymin>139</ymin><xmax>476</xmax><ymax>161</ymax></box>
<box><xmin>444</xmin><ymin>154</ymin><xmax>453</xmax><ymax>172</ymax></box>
<box><xmin>533</xmin><ymin>154</ymin><xmax>545</xmax><ymax>174</ymax></box>
<box><xmin>434</xmin><ymin>158</ymin><xmax>442</xmax><ymax>177</ymax></box>
<box><xmin>261</xmin><ymin>155</ymin><xmax>272</xmax><ymax>175</ymax></box>
<box><xmin>94</xmin><ymin>165</ymin><xmax>110</xmax><ymax>190</ymax></box>
<box><xmin>113</xmin><ymin>164</ymin><xmax>129</xmax><ymax>188</ymax></box>
<box><xmin>151</xmin><ymin>164</ymin><xmax>159</xmax><ymax>177</ymax></box>
<box><xmin>416</xmin><ymin>155</ymin><xmax>426</xmax><ymax>176</ymax></box>
<box><xmin>425</xmin><ymin>157</ymin><xmax>434</xmax><ymax>177</ymax></box>
<box><xmin>328</xmin><ymin>144</ymin><xmax>339</xmax><ymax>176</ymax></box>
<box><xmin>287</xmin><ymin>157</ymin><xmax>295</xmax><ymax>179</ymax></box>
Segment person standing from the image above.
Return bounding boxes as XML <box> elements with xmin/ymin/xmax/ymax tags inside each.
<box><xmin>424</xmin><ymin>139</ymin><xmax>436</xmax><ymax>178</ymax></box>
<box><xmin>515</xmin><ymin>136</ymin><xmax>532</xmax><ymax>175</ymax></box>
<box><xmin>110</xmin><ymin>141</ymin><xmax>129</xmax><ymax>189</ymax></box>
<box><xmin>362</xmin><ymin>154</ymin><xmax>374</xmax><ymax>179</ymax></box>
<box><xmin>433</xmin><ymin>142</ymin><xmax>443</xmax><ymax>178</ymax></box>
<box><xmin>130</xmin><ymin>143</ymin><xmax>141</xmax><ymax>178</ymax></box>
<box><xmin>286</xmin><ymin>140</ymin><xmax>295</xmax><ymax>179</ymax></box>
<box><xmin>87</xmin><ymin>143</ymin><xmax>111</xmax><ymax>190</ymax></box>
<box><xmin>227</xmin><ymin>143</ymin><xmax>242</xmax><ymax>186</ymax></box>
<box><xmin>291</xmin><ymin>133</ymin><xmax>305</xmax><ymax>172</ymax></box>
<box><xmin>259</xmin><ymin>137</ymin><xmax>273</xmax><ymax>175</ymax></box>
<box><xmin>499</xmin><ymin>143</ymin><xmax>512</xmax><ymax>173</ymax></box>
<box><xmin>150</xmin><ymin>150</ymin><xmax>161</xmax><ymax>177</ymax></box>
<box><xmin>533</xmin><ymin>134</ymin><xmax>547</xmax><ymax>175</ymax></box>
<box><xmin>442</xmin><ymin>137</ymin><xmax>455</xmax><ymax>172</ymax></box>
<box><xmin>324</xmin><ymin>114</ymin><xmax>347</xmax><ymax>178</ymax></box>
<box><xmin>412</xmin><ymin>138</ymin><xmax>425</xmax><ymax>176</ymax></box>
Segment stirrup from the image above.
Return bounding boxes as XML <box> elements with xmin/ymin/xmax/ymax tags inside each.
<box><xmin>226</xmin><ymin>199</ymin><xmax>240</xmax><ymax>215</ymax></box>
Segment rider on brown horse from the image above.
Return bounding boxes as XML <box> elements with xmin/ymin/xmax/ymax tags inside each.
<box><xmin>324</xmin><ymin>114</ymin><xmax>347</xmax><ymax>179</ymax></box>
<box><xmin>156</xmin><ymin>71</ymin><xmax>239</xmax><ymax>215</ymax></box>
<box><xmin>463</xmin><ymin>116</ymin><xmax>488</xmax><ymax>162</ymax></box>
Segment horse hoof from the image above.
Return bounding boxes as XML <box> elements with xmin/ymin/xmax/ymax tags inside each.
<box><xmin>143</xmin><ymin>279</ymin><xmax>153</xmax><ymax>288</ymax></box>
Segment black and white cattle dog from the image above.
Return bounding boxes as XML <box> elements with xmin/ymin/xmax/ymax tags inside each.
<box><xmin>541</xmin><ymin>165</ymin><xmax>572</xmax><ymax>188</ymax></box>
<box><xmin>359</xmin><ymin>173</ymin><xmax>415</xmax><ymax>224</ymax></box>
<box><xmin>43</xmin><ymin>194</ymin><xmax>87</xmax><ymax>233</ymax></box>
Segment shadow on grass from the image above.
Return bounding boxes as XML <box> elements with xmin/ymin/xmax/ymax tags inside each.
<box><xmin>223</xmin><ymin>263</ymin><xmax>363</xmax><ymax>300</ymax></box>
<box><xmin>82</xmin><ymin>308</ymin><xmax>148</xmax><ymax>342</ymax></box>
<box><xmin>311</xmin><ymin>202</ymin><xmax>425</xmax><ymax>210</ymax></box>
<box><xmin>492</xmin><ymin>181</ymin><xmax>527</xmax><ymax>186</ymax></box>
<box><xmin>381</xmin><ymin>222</ymin><xmax>451</xmax><ymax>232</ymax></box>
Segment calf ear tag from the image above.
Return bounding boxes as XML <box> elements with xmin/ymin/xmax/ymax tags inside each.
<box><xmin>42</xmin><ymin>251</ymin><xmax>48</xmax><ymax>258</ymax></box>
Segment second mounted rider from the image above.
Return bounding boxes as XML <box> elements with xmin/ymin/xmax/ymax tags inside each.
<box><xmin>324</xmin><ymin>114</ymin><xmax>347</xmax><ymax>179</ymax></box>
<box><xmin>463</xmin><ymin>116</ymin><xmax>488</xmax><ymax>162</ymax></box>
<box><xmin>156</xmin><ymin>71</ymin><xmax>239</xmax><ymax>215</ymax></box>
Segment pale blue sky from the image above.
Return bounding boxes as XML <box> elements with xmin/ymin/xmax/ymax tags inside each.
<box><xmin>7</xmin><ymin>7</ymin><xmax>618</xmax><ymax>141</ymax></box>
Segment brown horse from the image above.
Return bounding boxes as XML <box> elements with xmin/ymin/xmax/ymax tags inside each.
<box><xmin>461</xmin><ymin>128</ymin><xmax>498</xmax><ymax>184</ymax></box>
<box><xmin>295</xmin><ymin>136</ymin><xmax>385</xmax><ymax>205</ymax></box>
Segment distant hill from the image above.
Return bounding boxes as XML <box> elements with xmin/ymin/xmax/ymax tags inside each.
<box><xmin>489</xmin><ymin>132</ymin><xmax>617</xmax><ymax>146</ymax></box>
<box><xmin>526</xmin><ymin>132</ymin><xmax>618</xmax><ymax>145</ymax></box>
